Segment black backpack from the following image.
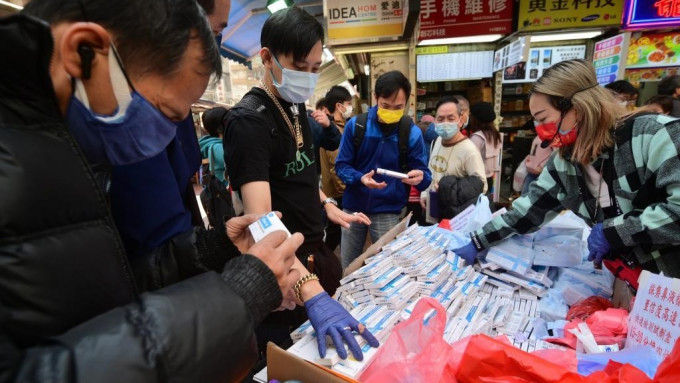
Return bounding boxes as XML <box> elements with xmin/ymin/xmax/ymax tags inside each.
<box><xmin>199</xmin><ymin>164</ymin><xmax>235</xmax><ymax>232</ymax></box>
<box><xmin>353</xmin><ymin>113</ymin><xmax>412</xmax><ymax>192</ymax></box>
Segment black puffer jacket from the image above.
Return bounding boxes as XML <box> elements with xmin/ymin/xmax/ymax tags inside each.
<box><xmin>437</xmin><ymin>175</ymin><xmax>484</xmax><ymax>219</ymax></box>
<box><xmin>0</xmin><ymin>14</ymin><xmax>280</xmax><ymax>383</ymax></box>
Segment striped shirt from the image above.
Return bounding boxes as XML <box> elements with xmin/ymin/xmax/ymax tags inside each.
<box><xmin>472</xmin><ymin>114</ymin><xmax>680</xmax><ymax>277</ymax></box>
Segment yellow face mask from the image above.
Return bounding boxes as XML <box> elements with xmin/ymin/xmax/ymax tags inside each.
<box><xmin>377</xmin><ymin>108</ymin><xmax>404</xmax><ymax>124</ymax></box>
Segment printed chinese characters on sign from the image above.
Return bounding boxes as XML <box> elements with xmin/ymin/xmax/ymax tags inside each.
<box><xmin>518</xmin><ymin>0</ymin><xmax>624</xmax><ymax>31</ymax></box>
<box><xmin>419</xmin><ymin>0</ymin><xmax>513</xmax><ymax>40</ymax></box>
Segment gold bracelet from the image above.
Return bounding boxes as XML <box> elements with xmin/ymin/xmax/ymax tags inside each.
<box><xmin>294</xmin><ymin>273</ymin><xmax>319</xmax><ymax>302</ymax></box>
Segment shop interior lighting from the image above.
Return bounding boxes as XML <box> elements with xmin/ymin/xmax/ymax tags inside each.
<box><xmin>266</xmin><ymin>0</ymin><xmax>292</xmax><ymax>14</ymax></box>
<box><xmin>364</xmin><ymin>64</ymin><xmax>370</xmax><ymax>76</ymax></box>
<box><xmin>418</xmin><ymin>34</ymin><xmax>503</xmax><ymax>46</ymax></box>
<box><xmin>0</xmin><ymin>0</ymin><xmax>23</xmax><ymax>11</ymax></box>
<box><xmin>530</xmin><ymin>31</ymin><xmax>604</xmax><ymax>42</ymax></box>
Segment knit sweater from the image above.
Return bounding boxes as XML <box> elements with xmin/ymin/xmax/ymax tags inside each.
<box><xmin>471</xmin><ymin>114</ymin><xmax>680</xmax><ymax>277</ymax></box>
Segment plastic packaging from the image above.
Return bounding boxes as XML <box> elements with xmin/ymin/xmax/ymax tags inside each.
<box><xmin>360</xmin><ymin>298</ymin><xmax>453</xmax><ymax>383</ymax></box>
<box><xmin>577</xmin><ymin>345</ymin><xmax>662</xmax><ymax>378</ymax></box>
<box><xmin>567</xmin><ymin>296</ymin><xmax>613</xmax><ymax>321</ymax></box>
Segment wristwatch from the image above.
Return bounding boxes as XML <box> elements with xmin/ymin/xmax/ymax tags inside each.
<box><xmin>322</xmin><ymin>197</ymin><xmax>337</xmax><ymax>207</ymax></box>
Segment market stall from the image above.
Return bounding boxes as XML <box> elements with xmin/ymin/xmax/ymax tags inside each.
<box><xmin>258</xmin><ymin>200</ymin><xmax>680</xmax><ymax>382</ymax></box>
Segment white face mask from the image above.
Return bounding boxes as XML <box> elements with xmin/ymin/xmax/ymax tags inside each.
<box><xmin>341</xmin><ymin>104</ymin><xmax>353</xmax><ymax>119</ymax></box>
<box><xmin>617</xmin><ymin>100</ymin><xmax>628</xmax><ymax>107</ymax></box>
<box><xmin>270</xmin><ymin>53</ymin><xmax>319</xmax><ymax>103</ymax></box>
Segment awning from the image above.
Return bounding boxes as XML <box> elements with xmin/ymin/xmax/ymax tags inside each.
<box><xmin>218</xmin><ymin>0</ymin><xmax>324</xmax><ymax>67</ymax></box>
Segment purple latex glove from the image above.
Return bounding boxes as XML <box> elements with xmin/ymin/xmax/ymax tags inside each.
<box><xmin>453</xmin><ymin>240</ymin><xmax>479</xmax><ymax>265</ymax></box>
<box><xmin>304</xmin><ymin>292</ymin><xmax>380</xmax><ymax>360</ymax></box>
<box><xmin>587</xmin><ymin>223</ymin><xmax>611</xmax><ymax>267</ymax></box>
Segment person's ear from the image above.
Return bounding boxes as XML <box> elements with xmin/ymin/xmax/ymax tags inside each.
<box><xmin>260</xmin><ymin>47</ymin><xmax>273</xmax><ymax>70</ymax></box>
<box><xmin>60</xmin><ymin>22</ymin><xmax>111</xmax><ymax>81</ymax></box>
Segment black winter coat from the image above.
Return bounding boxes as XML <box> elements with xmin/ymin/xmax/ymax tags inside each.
<box><xmin>0</xmin><ymin>14</ymin><xmax>280</xmax><ymax>383</ymax></box>
<box><xmin>437</xmin><ymin>175</ymin><xmax>485</xmax><ymax>219</ymax></box>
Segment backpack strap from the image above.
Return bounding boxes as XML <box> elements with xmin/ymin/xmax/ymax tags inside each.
<box><xmin>353</xmin><ymin>112</ymin><xmax>368</xmax><ymax>152</ymax></box>
<box><xmin>397</xmin><ymin>116</ymin><xmax>411</xmax><ymax>173</ymax></box>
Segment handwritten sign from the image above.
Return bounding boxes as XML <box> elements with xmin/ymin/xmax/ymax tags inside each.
<box><xmin>627</xmin><ymin>270</ymin><xmax>680</xmax><ymax>359</ymax></box>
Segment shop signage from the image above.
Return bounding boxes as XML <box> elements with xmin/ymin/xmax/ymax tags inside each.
<box><xmin>493</xmin><ymin>37</ymin><xmax>530</xmax><ymax>72</ymax></box>
<box><xmin>418</xmin><ymin>0</ymin><xmax>513</xmax><ymax>41</ymax></box>
<box><xmin>594</xmin><ymin>33</ymin><xmax>629</xmax><ymax>86</ymax></box>
<box><xmin>415</xmin><ymin>45</ymin><xmax>449</xmax><ymax>55</ymax></box>
<box><xmin>625</xmin><ymin>67</ymin><xmax>679</xmax><ymax>83</ymax></box>
<box><xmin>518</xmin><ymin>0</ymin><xmax>624</xmax><ymax>31</ymax></box>
<box><xmin>626</xmin><ymin>32</ymin><xmax>680</xmax><ymax>69</ymax></box>
<box><xmin>503</xmin><ymin>45</ymin><xmax>586</xmax><ymax>84</ymax></box>
<box><xmin>624</xmin><ymin>0</ymin><xmax>680</xmax><ymax>29</ymax></box>
<box><xmin>627</xmin><ymin>271</ymin><xmax>680</xmax><ymax>359</ymax></box>
<box><xmin>324</xmin><ymin>0</ymin><xmax>405</xmax><ymax>44</ymax></box>
<box><xmin>417</xmin><ymin>50</ymin><xmax>494</xmax><ymax>81</ymax></box>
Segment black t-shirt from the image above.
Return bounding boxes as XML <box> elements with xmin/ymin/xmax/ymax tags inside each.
<box><xmin>224</xmin><ymin>88</ymin><xmax>323</xmax><ymax>242</ymax></box>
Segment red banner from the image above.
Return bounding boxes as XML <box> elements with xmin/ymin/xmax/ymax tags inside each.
<box><xmin>418</xmin><ymin>0</ymin><xmax>514</xmax><ymax>41</ymax></box>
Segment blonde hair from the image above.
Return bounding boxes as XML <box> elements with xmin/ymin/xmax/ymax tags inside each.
<box><xmin>531</xmin><ymin>59</ymin><xmax>625</xmax><ymax>165</ymax></box>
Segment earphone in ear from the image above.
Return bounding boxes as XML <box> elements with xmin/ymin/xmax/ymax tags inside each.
<box><xmin>77</xmin><ymin>44</ymin><xmax>95</xmax><ymax>80</ymax></box>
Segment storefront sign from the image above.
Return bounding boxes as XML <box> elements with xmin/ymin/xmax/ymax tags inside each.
<box><xmin>594</xmin><ymin>33</ymin><xmax>629</xmax><ymax>86</ymax></box>
<box><xmin>493</xmin><ymin>37</ymin><xmax>530</xmax><ymax>72</ymax></box>
<box><xmin>418</xmin><ymin>0</ymin><xmax>513</xmax><ymax>41</ymax></box>
<box><xmin>626</xmin><ymin>32</ymin><xmax>680</xmax><ymax>69</ymax></box>
<box><xmin>625</xmin><ymin>67</ymin><xmax>679</xmax><ymax>83</ymax></box>
<box><xmin>324</xmin><ymin>0</ymin><xmax>405</xmax><ymax>44</ymax></box>
<box><xmin>503</xmin><ymin>45</ymin><xmax>587</xmax><ymax>84</ymax></box>
<box><xmin>417</xmin><ymin>50</ymin><xmax>494</xmax><ymax>81</ymax></box>
<box><xmin>518</xmin><ymin>0</ymin><xmax>624</xmax><ymax>31</ymax></box>
<box><xmin>415</xmin><ymin>45</ymin><xmax>449</xmax><ymax>55</ymax></box>
<box><xmin>628</xmin><ymin>271</ymin><xmax>680</xmax><ymax>359</ymax></box>
<box><xmin>624</xmin><ymin>0</ymin><xmax>680</xmax><ymax>29</ymax></box>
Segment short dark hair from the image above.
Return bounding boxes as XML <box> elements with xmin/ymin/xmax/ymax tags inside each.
<box><xmin>645</xmin><ymin>95</ymin><xmax>674</xmax><ymax>114</ymax></box>
<box><xmin>196</xmin><ymin>0</ymin><xmax>215</xmax><ymax>14</ymax></box>
<box><xmin>374</xmin><ymin>70</ymin><xmax>411</xmax><ymax>101</ymax></box>
<box><xmin>604</xmin><ymin>80</ymin><xmax>637</xmax><ymax>97</ymax></box>
<box><xmin>658</xmin><ymin>75</ymin><xmax>680</xmax><ymax>96</ymax></box>
<box><xmin>24</xmin><ymin>0</ymin><xmax>221</xmax><ymax>79</ymax></box>
<box><xmin>434</xmin><ymin>96</ymin><xmax>459</xmax><ymax>115</ymax></box>
<box><xmin>315</xmin><ymin>97</ymin><xmax>326</xmax><ymax>111</ymax></box>
<box><xmin>261</xmin><ymin>7</ymin><xmax>324</xmax><ymax>63</ymax></box>
<box><xmin>325</xmin><ymin>86</ymin><xmax>352</xmax><ymax>113</ymax></box>
<box><xmin>202</xmin><ymin>107</ymin><xmax>228</xmax><ymax>137</ymax></box>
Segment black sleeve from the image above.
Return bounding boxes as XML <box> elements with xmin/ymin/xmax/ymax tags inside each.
<box><xmin>319</xmin><ymin>120</ymin><xmax>341</xmax><ymax>151</ymax></box>
<box><xmin>224</xmin><ymin>107</ymin><xmax>274</xmax><ymax>190</ymax></box>
<box><xmin>2</xmin><ymin>263</ymin><xmax>281</xmax><ymax>383</ymax></box>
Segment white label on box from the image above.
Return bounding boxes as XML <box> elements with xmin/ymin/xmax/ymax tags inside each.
<box><xmin>248</xmin><ymin>212</ymin><xmax>291</xmax><ymax>242</ymax></box>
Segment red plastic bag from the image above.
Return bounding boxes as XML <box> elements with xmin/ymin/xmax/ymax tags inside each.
<box><xmin>654</xmin><ymin>338</ymin><xmax>680</xmax><ymax>382</ymax></box>
<box><xmin>360</xmin><ymin>298</ymin><xmax>453</xmax><ymax>383</ymax></box>
<box><xmin>456</xmin><ymin>335</ymin><xmax>586</xmax><ymax>383</ymax></box>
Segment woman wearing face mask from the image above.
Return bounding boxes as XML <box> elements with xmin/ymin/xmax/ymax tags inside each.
<box><xmin>453</xmin><ymin>59</ymin><xmax>680</xmax><ymax>285</ymax></box>
<box><xmin>420</xmin><ymin>96</ymin><xmax>487</xmax><ymax>223</ymax></box>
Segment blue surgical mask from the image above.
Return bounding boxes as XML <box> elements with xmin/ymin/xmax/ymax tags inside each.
<box><xmin>270</xmin><ymin>53</ymin><xmax>319</xmax><ymax>103</ymax></box>
<box><xmin>434</xmin><ymin>122</ymin><xmax>459</xmax><ymax>140</ymax></box>
<box><xmin>66</xmin><ymin>46</ymin><xmax>177</xmax><ymax>165</ymax></box>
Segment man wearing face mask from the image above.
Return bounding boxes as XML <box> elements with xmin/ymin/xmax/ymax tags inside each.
<box><xmin>335</xmin><ymin>70</ymin><xmax>432</xmax><ymax>268</ymax></box>
<box><xmin>419</xmin><ymin>97</ymin><xmax>486</xmax><ymax>224</ymax></box>
<box><xmin>224</xmin><ymin>8</ymin><xmax>378</xmax><ymax>363</ymax></box>
<box><xmin>0</xmin><ymin>0</ymin><xmax>306</xmax><ymax>381</ymax></box>
<box><xmin>320</xmin><ymin>85</ymin><xmax>354</xmax><ymax>251</ymax></box>
<box><xmin>453</xmin><ymin>59</ymin><xmax>680</xmax><ymax>286</ymax></box>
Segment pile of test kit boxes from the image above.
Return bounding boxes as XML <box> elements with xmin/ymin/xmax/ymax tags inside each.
<box><xmin>286</xmin><ymin>223</ymin><xmax>569</xmax><ymax>379</ymax></box>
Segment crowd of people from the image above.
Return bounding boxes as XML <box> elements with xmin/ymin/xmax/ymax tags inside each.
<box><xmin>1</xmin><ymin>0</ymin><xmax>680</xmax><ymax>382</ymax></box>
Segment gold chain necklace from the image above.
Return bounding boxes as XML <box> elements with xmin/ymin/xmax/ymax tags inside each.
<box><xmin>259</xmin><ymin>81</ymin><xmax>304</xmax><ymax>160</ymax></box>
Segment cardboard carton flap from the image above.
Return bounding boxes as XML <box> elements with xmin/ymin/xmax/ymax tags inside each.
<box><xmin>267</xmin><ymin>342</ymin><xmax>358</xmax><ymax>383</ymax></box>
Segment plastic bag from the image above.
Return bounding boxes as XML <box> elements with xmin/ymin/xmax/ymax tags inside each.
<box><xmin>461</xmin><ymin>195</ymin><xmax>492</xmax><ymax>234</ymax></box>
<box><xmin>577</xmin><ymin>345</ymin><xmax>662</xmax><ymax>378</ymax></box>
<box><xmin>513</xmin><ymin>161</ymin><xmax>528</xmax><ymax>192</ymax></box>
<box><xmin>360</xmin><ymin>298</ymin><xmax>452</xmax><ymax>383</ymax></box>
